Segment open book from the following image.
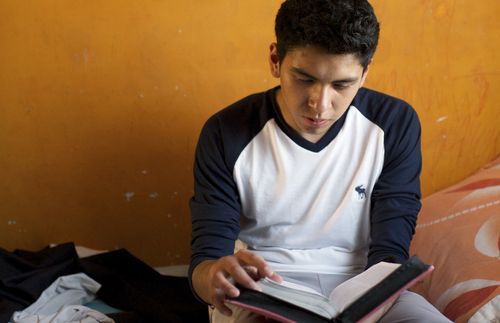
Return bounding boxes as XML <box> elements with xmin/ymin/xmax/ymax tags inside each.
<box><xmin>226</xmin><ymin>256</ymin><xmax>433</xmax><ymax>323</ymax></box>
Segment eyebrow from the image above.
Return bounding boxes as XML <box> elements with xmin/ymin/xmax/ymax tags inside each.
<box><xmin>290</xmin><ymin>67</ymin><xmax>359</xmax><ymax>83</ymax></box>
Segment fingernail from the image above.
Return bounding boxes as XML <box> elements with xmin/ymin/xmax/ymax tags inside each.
<box><xmin>230</xmin><ymin>288</ymin><xmax>240</xmax><ymax>297</ymax></box>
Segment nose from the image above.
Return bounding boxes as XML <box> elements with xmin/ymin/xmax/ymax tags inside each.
<box><xmin>308</xmin><ymin>85</ymin><xmax>332</xmax><ymax>114</ymax></box>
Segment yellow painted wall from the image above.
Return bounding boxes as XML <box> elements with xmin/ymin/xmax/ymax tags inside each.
<box><xmin>1</xmin><ymin>0</ymin><xmax>498</xmax><ymax>266</ymax></box>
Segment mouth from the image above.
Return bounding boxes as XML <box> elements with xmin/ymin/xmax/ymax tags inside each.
<box><xmin>304</xmin><ymin>117</ymin><xmax>329</xmax><ymax>127</ymax></box>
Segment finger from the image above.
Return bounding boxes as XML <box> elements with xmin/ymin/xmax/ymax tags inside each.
<box><xmin>223</xmin><ymin>259</ymin><xmax>261</xmax><ymax>291</ymax></box>
<box><xmin>212</xmin><ymin>288</ymin><xmax>233</xmax><ymax>317</ymax></box>
<box><xmin>268</xmin><ymin>271</ymin><xmax>283</xmax><ymax>283</ymax></box>
<box><xmin>235</xmin><ymin>250</ymin><xmax>274</xmax><ymax>278</ymax></box>
<box><xmin>214</xmin><ymin>270</ymin><xmax>240</xmax><ymax>298</ymax></box>
<box><xmin>243</xmin><ymin>265</ymin><xmax>260</xmax><ymax>280</ymax></box>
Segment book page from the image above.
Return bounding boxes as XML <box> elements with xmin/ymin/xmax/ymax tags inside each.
<box><xmin>261</xmin><ymin>277</ymin><xmax>324</xmax><ymax>296</ymax></box>
<box><xmin>257</xmin><ymin>277</ymin><xmax>338</xmax><ymax>319</ymax></box>
<box><xmin>328</xmin><ymin>262</ymin><xmax>400</xmax><ymax>313</ymax></box>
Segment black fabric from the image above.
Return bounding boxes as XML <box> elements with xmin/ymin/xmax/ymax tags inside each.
<box><xmin>0</xmin><ymin>242</ymin><xmax>208</xmax><ymax>323</ymax></box>
<box><xmin>0</xmin><ymin>244</ymin><xmax>81</xmax><ymax>322</ymax></box>
<box><xmin>108</xmin><ymin>311</ymin><xmax>146</xmax><ymax>323</ymax></box>
<box><xmin>80</xmin><ymin>249</ymin><xmax>208</xmax><ymax>323</ymax></box>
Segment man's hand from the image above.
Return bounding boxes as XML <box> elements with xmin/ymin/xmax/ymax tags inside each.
<box><xmin>192</xmin><ymin>249</ymin><xmax>282</xmax><ymax>316</ymax></box>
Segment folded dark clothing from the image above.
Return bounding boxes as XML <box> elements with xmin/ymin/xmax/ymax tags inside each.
<box><xmin>0</xmin><ymin>243</ymin><xmax>81</xmax><ymax>320</ymax></box>
<box><xmin>108</xmin><ymin>311</ymin><xmax>146</xmax><ymax>323</ymax></box>
<box><xmin>81</xmin><ymin>249</ymin><xmax>208</xmax><ymax>323</ymax></box>
<box><xmin>0</xmin><ymin>242</ymin><xmax>208</xmax><ymax>323</ymax></box>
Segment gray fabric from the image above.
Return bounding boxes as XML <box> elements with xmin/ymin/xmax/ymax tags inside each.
<box><xmin>12</xmin><ymin>305</ymin><xmax>114</xmax><ymax>323</ymax></box>
<box><xmin>10</xmin><ymin>273</ymin><xmax>114</xmax><ymax>323</ymax></box>
<box><xmin>378</xmin><ymin>291</ymin><xmax>452</xmax><ymax>323</ymax></box>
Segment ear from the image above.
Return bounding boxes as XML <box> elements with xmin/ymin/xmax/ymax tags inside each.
<box><xmin>269</xmin><ymin>43</ymin><xmax>281</xmax><ymax>78</ymax></box>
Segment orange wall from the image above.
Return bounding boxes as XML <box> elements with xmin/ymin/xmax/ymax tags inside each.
<box><xmin>1</xmin><ymin>0</ymin><xmax>499</xmax><ymax>266</ymax></box>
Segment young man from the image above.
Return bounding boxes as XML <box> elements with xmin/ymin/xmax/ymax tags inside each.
<box><xmin>189</xmin><ymin>0</ymin><xmax>451</xmax><ymax>322</ymax></box>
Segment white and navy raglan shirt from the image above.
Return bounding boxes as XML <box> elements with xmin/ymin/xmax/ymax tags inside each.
<box><xmin>189</xmin><ymin>86</ymin><xmax>421</xmax><ymax>282</ymax></box>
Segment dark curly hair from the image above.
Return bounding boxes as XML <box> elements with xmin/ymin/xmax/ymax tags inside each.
<box><xmin>275</xmin><ymin>0</ymin><xmax>380</xmax><ymax>69</ymax></box>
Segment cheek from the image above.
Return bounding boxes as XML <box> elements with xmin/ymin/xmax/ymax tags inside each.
<box><xmin>335</xmin><ymin>95</ymin><xmax>352</xmax><ymax>107</ymax></box>
<box><xmin>335</xmin><ymin>90</ymin><xmax>358</xmax><ymax>108</ymax></box>
<box><xmin>289</xmin><ymin>93</ymin><xmax>309</xmax><ymax>113</ymax></box>
<box><xmin>283</xmin><ymin>85</ymin><xmax>308</xmax><ymax>107</ymax></box>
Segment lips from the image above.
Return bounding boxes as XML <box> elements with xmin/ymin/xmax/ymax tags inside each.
<box><xmin>305</xmin><ymin>117</ymin><xmax>328</xmax><ymax>127</ymax></box>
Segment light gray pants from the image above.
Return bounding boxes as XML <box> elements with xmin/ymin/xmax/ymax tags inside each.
<box><xmin>211</xmin><ymin>272</ymin><xmax>452</xmax><ymax>323</ymax></box>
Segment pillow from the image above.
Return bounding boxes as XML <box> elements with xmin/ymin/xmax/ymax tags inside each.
<box><xmin>410</xmin><ymin>157</ymin><xmax>500</xmax><ymax>323</ymax></box>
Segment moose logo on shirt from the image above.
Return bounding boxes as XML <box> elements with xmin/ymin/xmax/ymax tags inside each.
<box><xmin>355</xmin><ymin>185</ymin><xmax>367</xmax><ymax>200</ymax></box>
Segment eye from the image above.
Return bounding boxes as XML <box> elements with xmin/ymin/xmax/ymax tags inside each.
<box><xmin>333</xmin><ymin>83</ymin><xmax>350</xmax><ymax>90</ymax></box>
<box><xmin>298</xmin><ymin>78</ymin><xmax>313</xmax><ymax>83</ymax></box>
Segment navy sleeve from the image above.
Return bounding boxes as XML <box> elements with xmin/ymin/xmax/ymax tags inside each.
<box><xmin>367</xmin><ymin>104</ymin><xmax>422</xmax><ymax>268</ymax></box>
<box><xmin>188</xmin><ymin>114</ymin><xmax>242</xmax><ymax>299</ymax></box>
